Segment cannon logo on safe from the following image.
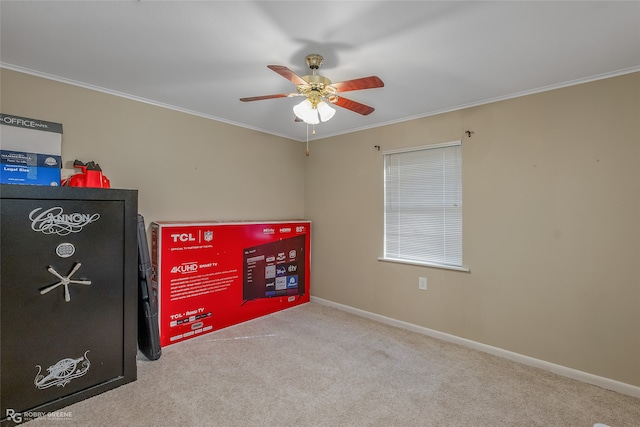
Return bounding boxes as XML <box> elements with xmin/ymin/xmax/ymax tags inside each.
<box><xmin>29</xmin><ymin>207</ymin><xmax>100</xmax><ymax>236</ymax></box>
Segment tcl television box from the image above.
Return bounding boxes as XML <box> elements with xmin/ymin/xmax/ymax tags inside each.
<box><xmin>0</xmin><ymin>114</ymin><xmax>63</xmax><ymax>186</ymax></box>
<box><xmin>151</xmin><ymin>220</ymin><xmax>311</xmax><ymax>347</ymax></box>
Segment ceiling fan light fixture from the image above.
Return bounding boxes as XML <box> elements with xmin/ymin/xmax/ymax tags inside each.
<box><xmin>293</xmin><ymin>99</ymin><xmax>319</xmax><ymax>124</ymax></box>
<box><xmin>242</xmin><ymin>53</ymin><xmax>383</xmax><ymax>130</ymax></box>
<box><xmin>317</xmin><ymin>101</ymin><xmax>336</xmax><ymax>122</ymax></box>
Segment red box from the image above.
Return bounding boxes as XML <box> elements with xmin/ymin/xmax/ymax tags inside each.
<box><xmin>150</xmin><ymin>220</ymin><xmax>311</xmax><ymax>347</ymax></box>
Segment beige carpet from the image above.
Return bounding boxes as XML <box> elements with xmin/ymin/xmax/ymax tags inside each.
<box><xmin>31</xmin><ymin>302</ymin><xmax>639</xmax><ymax>426</ymax></box>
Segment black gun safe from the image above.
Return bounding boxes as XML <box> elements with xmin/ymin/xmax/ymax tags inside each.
<box><xmin>1</xmin><ymin>185</ymin><xmax>138</xmax><ymax>426</ymax></box>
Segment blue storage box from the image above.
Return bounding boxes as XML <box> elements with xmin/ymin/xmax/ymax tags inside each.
<box><xmin>0</xmin><ymin>114</ymin><xmax>62</xmax><ymax>186</ymax></box>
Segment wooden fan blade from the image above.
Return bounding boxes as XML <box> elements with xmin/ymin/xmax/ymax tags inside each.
<box><xmin>240</xmin><ymin>93</ymin><xmax>290</xmax><ymax>102</ymax></box>
<box><xmin>332</xmin><ymin>76</ymin><xmax>384</xmax><ymax>93</ymax></box>
<box><xmin>332</xmin><ymin>96</ymin><xmax>375</xmax><ymax>116</ymax></box>
<box><xmin>267</xmin><ymin>65</ymin><xmax>307</xmax><ymax>85</ymax></box>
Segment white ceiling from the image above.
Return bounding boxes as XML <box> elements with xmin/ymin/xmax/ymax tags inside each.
<box><xmin>1</xmin><ymin>1</ymin><xmax>639</xmax><ymax>142</ymax></box>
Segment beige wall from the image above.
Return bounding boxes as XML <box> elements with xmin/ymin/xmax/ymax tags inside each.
<box><xmin>2</xmin><ymin>68</ymin><xmax>638</xmax><ymax>387</ymax></box>
<box><xmin>304</xmin><ymin>72</ymin><xmax>640</xmax><ymax>387</ymax></box>
<box><xmin>0</xmin><ymin>68</ymin><xmax>305</xmax><ymax>221</ymax></box>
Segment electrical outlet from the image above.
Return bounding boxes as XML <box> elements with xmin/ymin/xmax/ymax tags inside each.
<box><xmin>418</xmin><ymin>277</ymin><xmax>427</xmax><ymax>290</ymax></box>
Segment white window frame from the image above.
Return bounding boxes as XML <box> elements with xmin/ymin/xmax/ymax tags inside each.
<box><xmin>379</xmin><ymin>141</ymin><xmax>468</xmax><ymax>272</ymax></box>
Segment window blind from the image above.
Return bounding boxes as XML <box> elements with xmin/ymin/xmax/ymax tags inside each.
<box><xmin>384</xmin><ymin>142</ymin><xmax>462</xmax><ymax>267</ymax></box>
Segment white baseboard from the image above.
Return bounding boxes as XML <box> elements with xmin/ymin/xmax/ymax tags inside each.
<box><xmin>310</xmin><ymin>296</ymin><xmax>640</xmax><ymax>399</ymax></box>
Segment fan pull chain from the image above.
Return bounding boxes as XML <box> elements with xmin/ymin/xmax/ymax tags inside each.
<box><xmin>304</xmin><ymin>124</ymin><xmax>317</xmax><ymax>156</ymax></box>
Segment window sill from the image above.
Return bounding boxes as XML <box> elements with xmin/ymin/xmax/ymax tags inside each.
<box><xmin>377</xmin><ymin>257</ymin><xmax>470</xmax><ymax>273</ymax></box>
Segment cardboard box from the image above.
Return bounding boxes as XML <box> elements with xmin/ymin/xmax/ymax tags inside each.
<box><xmin>0</xmin><ymin>114</ymin><xmax>62</xmax><ymax>186</ymax></box>
<box><xmin>151</xmin><ymin>220</ymin><xmax>311</xmax><ymax>347</ymax></box>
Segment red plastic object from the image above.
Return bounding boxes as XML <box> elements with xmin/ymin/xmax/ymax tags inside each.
<box><xmin>61</xmin><ymin>160</ymin><xmax>111</xmax><ymax>188</ymax></box>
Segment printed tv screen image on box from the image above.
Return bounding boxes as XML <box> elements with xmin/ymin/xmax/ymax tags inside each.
<box><xmin>243</xmin><ymin>234</ymin><xmax>306</xmax><ymax>302</ymax></box>
<box><xmin>151</xmin><ymin>221</ymin><xmax>310</xmax><ymax>347</ymax></box>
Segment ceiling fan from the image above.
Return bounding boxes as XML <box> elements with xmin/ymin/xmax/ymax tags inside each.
<box><xmin>240</xmin><ymin>54</ymin><xmax>384</xmax><ymax>125</ymax></box>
